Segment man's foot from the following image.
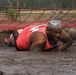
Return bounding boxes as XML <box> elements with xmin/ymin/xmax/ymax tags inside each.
<box><xmin>4</xmin><ymin>38</ymin><xmax>9</xmax><ymax>45</ymax></box>
<box><xmin>0</xmin><ymin>71</ymin><xmax>3</xmax><ymax>75</ymax></box>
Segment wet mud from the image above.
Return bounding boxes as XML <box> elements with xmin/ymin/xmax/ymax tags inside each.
<box><xmin>0</xmin><ymin>31</ymin><xmax>76</xmax><ymax>75</ymax></box>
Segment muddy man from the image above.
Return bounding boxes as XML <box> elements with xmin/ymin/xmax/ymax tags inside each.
<box><xmin>4</xmin><ymin>20</ymin><xmax>73</xmax><ymax>52</ymax></box>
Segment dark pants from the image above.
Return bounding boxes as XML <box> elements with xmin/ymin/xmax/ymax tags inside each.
<box><xmin>13</xmin><ymin>31</ymin><xmax>22</xmax><ymax>51</ymax></box>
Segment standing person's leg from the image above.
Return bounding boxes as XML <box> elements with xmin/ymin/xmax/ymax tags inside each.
<box><xmin>0</xmin><ymin>71</ymin><xmax>3</xmax><ymax>75</ymax></box>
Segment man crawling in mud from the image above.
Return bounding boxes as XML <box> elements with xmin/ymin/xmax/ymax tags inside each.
<box><xmin>4</xmin><ymin>20</ymin><xmax>73</xmax><ymax>52</ymax></box>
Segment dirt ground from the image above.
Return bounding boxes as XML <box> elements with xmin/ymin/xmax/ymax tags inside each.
<box><xmin>0</xmin><ymin>31</ymin><xmax>76</xmax><ymax>75</ymax></box>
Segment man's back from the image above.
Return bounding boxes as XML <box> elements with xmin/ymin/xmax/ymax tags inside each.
<box><xmin>16</xmin><ymin>24</ymin><xmax>48</xmax><ymax>50</ymax></box>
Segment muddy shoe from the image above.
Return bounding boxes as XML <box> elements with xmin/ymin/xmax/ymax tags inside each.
<box><xmin>4</xmin><ymin>38</ymin><xmax>9</xmax><ymax>45</ymax></box>
<box><xmin>4</xmin><ymin>34</ymin><xmax>15</xmax><ymax>47</ymax></box>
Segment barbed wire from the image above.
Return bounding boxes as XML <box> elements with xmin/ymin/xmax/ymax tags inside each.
<box><xmin>0</xmin><ymin>7</ymin><xmax>76</xmax><ymax>30</ymax></box>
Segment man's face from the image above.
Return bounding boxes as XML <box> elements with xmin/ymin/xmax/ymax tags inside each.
<box><xmin>47</xmin><ymin>28</ymin><xmax>62</xmax><ymax>42</ymax></box>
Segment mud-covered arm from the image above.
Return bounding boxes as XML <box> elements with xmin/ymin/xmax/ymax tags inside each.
<box><xmin>30</xmin><ymin>32</ymin><xmax>47</xmax><ymax>52</ymax></box>
<box><xmin>59</xmin><ymin>29</ymin><xmax>73</xmax><ymax>51</ymax></box>
<box><xmin>30</xmin><ymin>42</ymin><xmax>46</xmax><ymax>52</ymax></box>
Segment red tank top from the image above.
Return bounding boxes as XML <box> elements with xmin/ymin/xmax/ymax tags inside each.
<box><xmin>16</xmin><ymin>24</ymin><xmax>54</xmax><ymax>50</ymax></box>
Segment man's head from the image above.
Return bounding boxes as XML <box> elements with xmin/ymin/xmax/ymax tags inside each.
<box><xmin>46</xmin><ymin>20</ymin><xmax>62</xmax><ymax>42</ymax></box>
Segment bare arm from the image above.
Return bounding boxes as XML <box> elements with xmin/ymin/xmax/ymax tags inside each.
<box><xmin>30</xmin><ymin>32</ymin><xmax>47</xmax><ymax>52</ymax></box>
<box><xmin>59</xmin><ymin>29</ymin><xmax>73</xmax><ymax>51</ymax></box>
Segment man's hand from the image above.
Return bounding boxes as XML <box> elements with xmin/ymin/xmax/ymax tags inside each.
<box><xmin>59</xmin><ymin>29</ymin><xmax>73</xmax><ymax>51</ymax></box>
<box><xmin>59</xmin><ymin>37</ymin><xmax>73</xmax><ymax>51</ymax></box>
